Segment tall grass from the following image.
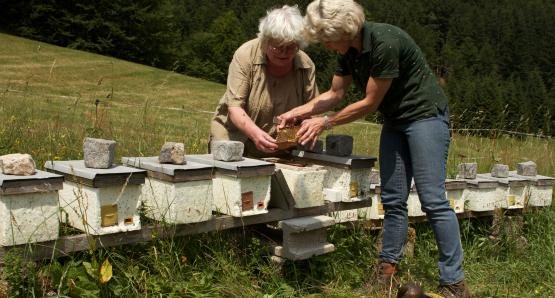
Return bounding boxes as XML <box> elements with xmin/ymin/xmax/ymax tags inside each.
<box><xmin>0</xmin><ymin>33</ymin><xmax>554</xmax><ymax>297</ymax></box>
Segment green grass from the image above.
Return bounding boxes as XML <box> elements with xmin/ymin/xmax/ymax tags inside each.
<box><xmin>0</xmin><ymin>33</ymin><xmax>554</xmax><ymax>297</ymax></box>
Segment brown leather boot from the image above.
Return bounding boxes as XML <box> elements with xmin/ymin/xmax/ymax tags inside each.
<box><xmin>357</xmin><ymin>258</ymin><xmax>401</xmax><ymax>295</ymax></box>
<box><xmin>435</xmin><ymin>280</ymin><xmax>471</xmax><ymax>298</ymax></box>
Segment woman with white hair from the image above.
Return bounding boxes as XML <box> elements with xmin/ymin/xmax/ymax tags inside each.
<box><xmin>209</xmin><ymin>5</ymin><xmax>318</xmax><ymax>157</ymax></box>
<box><xmin>277</xmin><ymin>0</ymin><xmax>470</xmax><ymax>297</ymax></box>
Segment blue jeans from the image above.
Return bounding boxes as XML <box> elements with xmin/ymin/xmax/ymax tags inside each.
<box><xmin>378</xmin><ymin>105</ymin><xmax>464</xmax><ymax>285</ymax></box>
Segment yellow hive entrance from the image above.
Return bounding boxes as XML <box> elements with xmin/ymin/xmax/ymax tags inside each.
<box><xmin>101</xmin><ymin>205</ymin><xmax>118</xmax><ymax>227</ymax></box>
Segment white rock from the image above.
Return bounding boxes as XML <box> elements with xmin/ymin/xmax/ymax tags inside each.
<box><xmin>0</xmin><ymin>153</ymin><xmax>36</xmax><ymax>176</ymax></box>
<box><xmin>159</xmin><ymin>142</ymin><xmax>185</xmax><ymax>164</ymax></box>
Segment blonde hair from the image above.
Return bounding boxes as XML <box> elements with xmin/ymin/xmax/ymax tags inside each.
<box><xmin>303</xmin><ymin>0</ymin><xmax>365</xmax><ymax>44</ymax></box>
<box><xmin>257</xmin><ymin>5</ymin><xmax>307</xmax><ymax>49</ymax></box>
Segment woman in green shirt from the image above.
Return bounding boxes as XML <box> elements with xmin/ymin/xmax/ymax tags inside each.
<box><xmin>277</xmin><ymin>0</ymin><xmax>470</xmax><ymax>297</ymax></box>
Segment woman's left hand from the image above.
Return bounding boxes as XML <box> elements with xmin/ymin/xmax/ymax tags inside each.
<box><xmin>298</xmin><ymin>117</ymin><xmax>326</xmax><ymax>149</ymax></box>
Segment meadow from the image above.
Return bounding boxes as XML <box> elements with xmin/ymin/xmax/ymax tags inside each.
<box><xmin>0</xmin><ymin>33</ymin><xmax>554</xmax><ymax>297</ymax></box>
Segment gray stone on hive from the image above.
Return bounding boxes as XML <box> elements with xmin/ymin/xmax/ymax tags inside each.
<box><xmin>491</xmin><ymin>164</ymin><xmax>509</xmax><ymax>178</ymax></box>
<box><xmin>370</xmin><ymin>169</ymin><xmax>380</xmax><ymax>184</ymax></box>
<box><xmin>0</xmin><ymin>153</ymin><xmax>36</xmax><ymax>176</ymax></box>
<box><xmin>297</xmin><ymin>139</ymin><xmax>324</xmax><ymax>154</ymax></box>
<box><xmin>458</xmin><ymin>163</ymin><xmax>477</xmax><ymax>179</ymax></box>
<box><xmin>212</xmin><ymin>141</ymin><xmax>244</xmax><ymax>161</ymax></box>
<box><xmin>517</xmin><ymin>161</ymin><xmax>536</xmax><ymax>176</ymax></box>
<box><xmin>325</xmin><ymin>134</ymin><xmax>353</xmax><ymax>156</ymax></box>
<box><xmin>83</xmin><ymin>138</ymin><xmax>116</xmax><ymax>169</ymax></box>
<box><xmin>159</xmin><ymin>142</ymin><xmax>185</xmax><ymax>164</ymax></box>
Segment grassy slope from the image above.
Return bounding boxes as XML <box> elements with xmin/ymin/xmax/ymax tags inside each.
<box><xmin>0</xmin><ymin>33</ymin><xmax>554</xmax><ymax>297</ymax></box>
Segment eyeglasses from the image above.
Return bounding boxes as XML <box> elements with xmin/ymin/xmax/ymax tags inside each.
<box><xmin>268</xmin><ymin>43</ymin><xmax>299</xmax><ymax>55</ymax></box>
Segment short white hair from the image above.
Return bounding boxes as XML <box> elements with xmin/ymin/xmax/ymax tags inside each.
<box><xmin>257</xmin><ymin>5</ymin><xmax>307</xmax><ymax>49</ymax></box>
<box><xmin>303</xmin><ymin>0</ymin><xmax>365</xmax><ymax>44</ymax></box>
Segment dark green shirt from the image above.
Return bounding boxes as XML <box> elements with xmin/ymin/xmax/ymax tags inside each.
<box><xmin>335</xmin><ymin>21</ymin><xmax>447</xmax><ymax>124</ymax></box>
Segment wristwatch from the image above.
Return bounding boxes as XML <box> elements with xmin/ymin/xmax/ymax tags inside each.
<box><xmin>324</xmin><ymin>114</ymin><xmax>332</xmax><ymax>130</ymax></box>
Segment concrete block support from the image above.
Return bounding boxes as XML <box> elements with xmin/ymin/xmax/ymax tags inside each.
<box><xmin>325</xmin><ymin>134</ymin><xmax>353</xmax><ymax>156</ymax></box>
<box><xmin>271</xmin><ymin>215</ymin><xmax>335</xmax><ymax>260</ymax></box>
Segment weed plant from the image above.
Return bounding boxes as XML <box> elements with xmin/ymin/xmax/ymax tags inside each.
<box><xmin>0</xmin><ymin>33</ymin><xmax>554</xmax><ymax>297</ymax></box>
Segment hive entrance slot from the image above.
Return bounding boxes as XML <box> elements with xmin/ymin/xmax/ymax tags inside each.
<box><xmin>101</xmin><ymin>204</ymin><xmax>118</xmax><ymax>227</ymax></box>
<box><xmin>124</xmin><ymin>217</ymin><xmax>133</xmax><ymax>224</ymax></box>
<box><xmin>350</xmin><ymin>182</ymin><xmax>358</xmax><ymax>197</ymax></box>
<box><xmin>242</xmin><ymin>191</ymin><xmax>253</xmax><ymax>211</ymax></box>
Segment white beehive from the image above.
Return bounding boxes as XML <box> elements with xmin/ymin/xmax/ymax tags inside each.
<box><xmin>122</xmin><ymin>157</ymin><xmax>213</xmax><ymax>224</ymax></box>
<box><xmin>407</xmin><ymin>181</ymin><xmax>426</xmax><ymax>217</ymax></box>
<box><xmin>476</xmin><ymin>174</ymin><xmax>526</xmax><ymax>209</ymax></box>
<box><xmin>509</xmin><ymin>171</ymin><xmax>554</xmax><ymax>207</ymax></box>
<box><xmin>445</xmin><ymin>179</ymin><xmax>467</xmax><ymax>213</ymax></box>
<box><xmin>464</xmin><ymin>178</ymin><xmax>498</xmax><ymax>212</ymax></box>
<box><xmin>185</xmin><ymin>154</ymin><xmax>274</xmax><ymax>217</ymax></box>
<box><xmin>264</xmin><ymin>160</ymin><xmax>326</xmax><ymax>208</ymax></box>
<box><xmin>45</xmin><ymin>160</ymin><xmax>146</xmax><ymax>235</ymax></box>
<box><xmin>360</xmin><ymin>184</ymin><xmax>384</xmax><ymax>220</ymax></box>
<box><xmin>0</xmin><ymin>170</ymin><xmax>64</xmax><ymax>246</ymax></box>
<box><xmin>291</xmin><ymin>150</ymin><xmax>377</xmax><ymax>202</ymax></box>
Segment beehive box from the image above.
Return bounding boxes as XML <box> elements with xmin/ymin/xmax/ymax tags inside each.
<box><xmin>185</xmin><ymin>154</ymin><xmax>274</xmax><ymax>217</ymax></box>
<box><xmin>407</xmin><ymin>182</ymin><xmax>425</xmax><ymax>217</ymax></box>
<box><xmin>463</xmin><ymin>178</ymin><xmax>498</xmax><ymax>212</ymax></box>
<box><xmin>45</xmin><ymin>160</ymin><xmax>146</xmax><ymax>235</ymax></box>
<box><xmin>445</xmin><ymin>179</ymin><xmax>467</xmax><ymax>213</ymax></box>
<box><xmin>509</xmin><ymin>171</ymin><xmax>554</xmax><ymax>207</ymax></box>
<box><xmin>263</xmin><ymin>159</ymin><xmax>326</xmax><ymax>209</ymax></box>
<box><xmin>0</xmin><ymin>170</ymin><xmax>64</xmax><ymax>246</ymax></box>
<box><xmin>291</xmin><ymin>150</ymin><xmax>377</xmax><ymax>202</ymax></box>
<box><xmin>122</xmin><ymin>157</ymin><xmax>213</xmax><ymax>224</ymax></box>
<box><xmin>360</xmin><ymin>184</ymin><xmax>383</xmax><ymax>220</ymax></box>
<box><xmin>476</xmin><ymin>174</ymin><xmax>527</xmax><ymax>209</ymax></box>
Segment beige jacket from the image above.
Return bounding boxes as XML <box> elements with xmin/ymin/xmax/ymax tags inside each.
<box><xmin>209</xmin><ymin>39</ymin><xmax>319</xmax><ymax>157</ymax></box>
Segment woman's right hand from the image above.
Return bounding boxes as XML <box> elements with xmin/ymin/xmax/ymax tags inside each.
<box><xmin>251</xmin><ymin>128</ymin><xmax>278</xmax><ymax>153</ymax></box>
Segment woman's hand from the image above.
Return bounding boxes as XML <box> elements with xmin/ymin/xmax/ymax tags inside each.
<box><xmin>298</xmin><ymin>117</ymin><xmax>326</xmax><ymax>149</ymax></box>
<box><xmin>251</xmin><ymin>128</ymin><xmax>278</xmax><ymax>153</ymax></box>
